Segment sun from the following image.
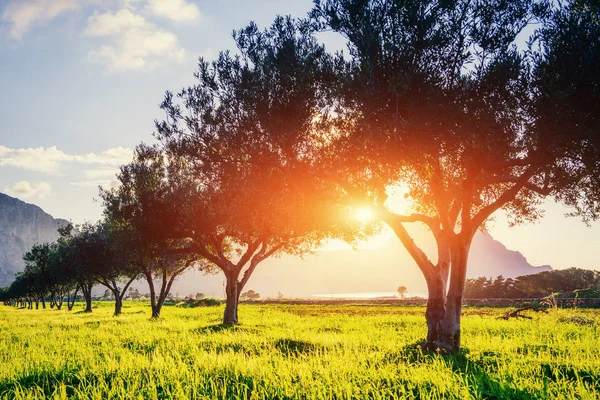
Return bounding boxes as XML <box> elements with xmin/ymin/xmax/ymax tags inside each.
<box><xmin>354</xmin><ymin>207</ymin><xmax>375</xmax><ymax>222</ymax></box>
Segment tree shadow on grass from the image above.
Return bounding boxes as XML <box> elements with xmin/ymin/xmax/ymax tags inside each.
<box><xmin>192</xmin><ymin>323</ymin><xmax>238</xmax><ymax>335</ymax></box>
<box><xmin>0</xmin><ymin>367</ymin><xmax>85</xmax><ymax>398</ymax></box>
<box><xmin>274</xmin><ymin>338</ymin><xmax>323</xmax><ymax>357</ymax></box>
<box><xmin>400</xmin><ymin>341</ymin><xmax>539</xmax><ymax>400</ymax></box>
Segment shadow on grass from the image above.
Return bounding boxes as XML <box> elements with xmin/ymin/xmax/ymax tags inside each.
<box><xmin>192</xmin><ymin>323</ymin><xmax>238</xmax><ymax>335</ymax></box>
<box><xmin>274</xmin><ymin>338</ymin><xmax>322</xmax><ymax>356</ymax></box>
<box><xmin>400</xmin><ymin>341</ymin><xmax>537</xmax><ymax>399</ymax></box>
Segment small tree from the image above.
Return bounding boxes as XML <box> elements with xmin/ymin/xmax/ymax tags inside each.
<box><xmin>397</xmin><ymin>286</ymin><xmax>407</xmax><ymax>299</ymax></box>
<box><xmin>101</xmin><ymin>145</ymin><xmax>208</xmax><ymax>319</ymax></box>
<box><xmin>241</xmin><ymin>290</ymin><xmax>260</xmax><ymax>300</ymax></box>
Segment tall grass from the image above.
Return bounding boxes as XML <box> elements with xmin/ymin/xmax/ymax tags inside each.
<box><xmin>0</xmin><ymin>302</ymin><xmax>598</xmax><ymax>399</ymax></box>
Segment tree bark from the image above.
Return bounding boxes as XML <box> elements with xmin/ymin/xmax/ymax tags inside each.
<box><xmin>81</xmin><ymin>283</ymin><xmax>93</xmax><ymax>313</ymax></box>
<box><xmin>144</xmin><ymin>269</ymin><xmax>165</xmax><ymax>319</ymax></box>
<box><xmin>437</xmin><ymin>235</ymin><xmax>472</xmax><ymax>353</ymax></box>
<box><xmin>56</xmin><ymin>292</ymin><xmax>63</xmax><ymax>310</ymax></box>
<box><xmin>114</xmin><ymin>296</ymin><xmax>123</xmax><ymax>316</ymax></box>
<box><xmin>223</xmin><ymin>272</ymin><xmax>240</xmax><ymax>325</ymax></box>
<box><xmin>67</xmin><ymin>286</ymin><xmax>79</xmax><ymax>311</ymax></box>
<box><xmin>424</xmin><ymin>271</ymin><xmax>447</xmax><ymax>350</ymax></box>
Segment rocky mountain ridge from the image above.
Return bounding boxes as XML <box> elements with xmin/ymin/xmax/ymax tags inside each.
<box><xmin>0</xmin><ymin>193</ymin><xmax>68</xmax><ymax>285</ymax></box>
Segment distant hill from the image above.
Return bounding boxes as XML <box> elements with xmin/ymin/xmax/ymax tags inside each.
<box><xmin>0</xmin><ymin>193</ymin><xmax>68</xmax><ymax>286</ymax></box>
<box><xmin>468</xmin><ymin>231</ymin><xmax>552</xmax><ymax>279</ymax></box>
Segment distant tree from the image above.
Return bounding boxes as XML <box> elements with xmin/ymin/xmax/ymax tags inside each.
<box><xmin>195</xmin><ymin>293</ymin><xmax>205</xmax><ymax>300</ymax></box>
<box><xmin>22</xmin><ymin>243</ymin><xmax>54</xmax><ymax>309</ymax></box>
<box><xmin>128</xmin><ymin>288</ymin><xmax>141</xmax><ymax>300</ymax></box>
<box><xmin>53</xmin><ymin>223</ymin><xmax>98</xmax><ymax>313</ymax></box>
<box><xmin>101</xmin><ymin>146</ymin><xmax>206</xmax><ymax>319</ymax></box>
<box><xmin>93</xmin><ymin>222</ymin><xmax>139</xmax><ymax>316</ymax></box>
<box><xmin>397</xmin><ymin>286</ymin><xmax>407</xmax><ymax>299</ymax></box>
<box><xmin>241</xmin><ymin>290</ymin><xmax>260</xmax><ymax>300</ymax></box>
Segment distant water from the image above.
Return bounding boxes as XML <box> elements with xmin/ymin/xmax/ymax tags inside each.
<box><xmin>312</xmin><ymin>291</ymin><xmax>427</xmax><ymax>299</ymax></box>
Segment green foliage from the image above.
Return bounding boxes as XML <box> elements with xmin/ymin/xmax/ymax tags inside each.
<box><xmin>466</xmin><ymin>268</ymin><xmax>600</xmax><ymax>298</ymax></box>
<box><xmin>175</xmin><ymin>298</ymin><xmax>222</xmax><ymax>308</ymax></box>
<box><xmin>0</xmin><ymin>303</ymin><xmax>598</xmax><ymax>399</ymax></box>
<box><xmin>555</xmin><ymin>289</ymin><xmax>600</xmax><ymax>299</ymax></box>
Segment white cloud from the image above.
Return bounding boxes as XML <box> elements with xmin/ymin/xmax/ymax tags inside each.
<box><xmin>147</xmin><ymin>0</ymin><xmax>200</xmax><ymax>22</ymax></box>
<box><xmin>83</xmin><ymin>167</ymin><xmax>120</xmax><ymax>180</ymax></box>
<box><xmin>68</xmin><ymin>167</ymin><xmax>121</xmax><ymax>189</ymax></box>
<box><xmin>84</xmin><ymin>8</ymin><xmax>145</xmax><ymax>36</ymax></box>
<box><xmin>4</xmin><ymin>181</ymin><xmax>52</xmax><ymax>199</ymax></box>
<box><xmin>84</xmin><ymin>8</ymin><xmax>186</xmax><ymax>71</ymax></box>
<box><xmin>1</xmin><ymin>0</ymin><xmax>79</xmax><ymax>39</ymax></box>
<box><xmin>0</xmin><ymin>145</ymin><xmax>133</xmax><ymax>175</ymax></box>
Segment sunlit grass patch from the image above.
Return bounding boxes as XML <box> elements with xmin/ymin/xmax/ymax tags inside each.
<box><xmin>0</xmin><ymin>303</ymin><xmax>598</xmax><ymax>399</ymax></box>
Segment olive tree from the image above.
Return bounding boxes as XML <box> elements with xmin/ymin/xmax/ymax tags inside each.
<box><xmin>311</xmin><ymin>0</ymin><xmax>598</xmax><ymax>352</ymax></box>
<box><xmin>152</xmin><ymin>17</ymin><xmax>370</xmax><ymax>325</ymax></box>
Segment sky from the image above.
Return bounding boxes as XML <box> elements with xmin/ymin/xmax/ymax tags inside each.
<box><xmin>1</xmin><ymin>0</ymin><xmax>599</xmax><ymax>284</ymax></box>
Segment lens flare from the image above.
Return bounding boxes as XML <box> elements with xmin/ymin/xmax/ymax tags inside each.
<box><xmin>354</xmin><ymin>207</ymin><xmax>375</xmax><ymax>222</ymax></box>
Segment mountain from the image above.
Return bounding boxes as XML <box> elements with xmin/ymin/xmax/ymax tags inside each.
<box><xmin>469</xmin><ymin>231</ymin><xmax>552</xmax><ymax>279</ymax></box>
<box><xmin>0</xmin><ymin>193</ymin><xmax>68</xmax><ymax>286</ymax></box>
<box><xmin>0</xmin><ymin>194</ymin><xmax>552</xmax><ymax>296</ymax></box>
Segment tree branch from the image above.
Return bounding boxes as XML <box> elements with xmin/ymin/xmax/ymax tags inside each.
<box><xmin>471</xmin><ymin>167</ymin><xmax>537</xmax><ymax>230</ymax></box>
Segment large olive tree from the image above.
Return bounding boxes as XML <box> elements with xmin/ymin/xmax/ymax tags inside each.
<box><xmin>311</xmin><ymin>0</ymin><xmax>599</xmax><ymax>352</ymax></box>
<box><xmin>151</xmin><ymin>17</ymin><xmax>370</xmax><ymax>325</ymax></box>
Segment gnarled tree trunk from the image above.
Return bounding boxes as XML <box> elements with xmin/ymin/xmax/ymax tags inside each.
<box><xmin>67</xmin><ymin>286</ymin><xmax>79</xmax><ymax>311</ymax></box>
<box><xmin>437</xmin><ymin>235</ymin><xmax>472</xmax><ymax>353</ymax></box>
<box><xmin>80</xmin><ymin>282</ymin><xmax>93</xmax><ymax>313</ymax></box>
<box><xmin>223</xmin><ymin>273</ymin><xmax>241</xmax><ymax>325</ymax></box>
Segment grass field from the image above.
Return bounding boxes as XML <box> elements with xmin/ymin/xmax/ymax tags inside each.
<box><xmin>0</xmin><ymin>302</ymin><xmax>599</xmax><ymax>399</ymax></box>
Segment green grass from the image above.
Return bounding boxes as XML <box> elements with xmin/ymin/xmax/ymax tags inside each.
<box><xmin>0</xmin><ymin>302</ymin><xmax>599</xmax><ymax>399</ymax></box>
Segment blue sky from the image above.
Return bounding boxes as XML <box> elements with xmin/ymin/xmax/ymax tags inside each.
<box><xmin>0</xmin><ymin>0</ymin><xmax>599</xmax><ymax>273</ymax></box>
<box><xmin>0</xmin><ymin>0</ymin><xmax>327</xmax><ymax>221</ymax></box>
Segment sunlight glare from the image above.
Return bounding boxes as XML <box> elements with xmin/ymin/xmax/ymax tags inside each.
<box><xmin>354</xmin><ymin>207</ymin><xmax>375</xmax><ymax>222</ymax></box>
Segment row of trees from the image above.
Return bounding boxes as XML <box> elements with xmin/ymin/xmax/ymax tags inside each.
<box><xmin>1</xmin><ymin>0</ymin><xmax>598</xmax><ymax>353</ymax></box>
<box><xmin>465</xmin><ymin>268</ymin><xmax>600</xmax><ymax>299</ymax></box>
<box><xmin>0</xmin><ymin>223</ymin><xmax>142</xmax><ymax>316</ymax></box>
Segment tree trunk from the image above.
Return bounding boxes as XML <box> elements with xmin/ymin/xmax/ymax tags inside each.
<box><xmin>81</xmin><ymin>283</ymin><xmax>93</xmax><ymax>313</ymax></box>
<box><xmin>144</xmin><ymin>270</ymin><xmax>161</xmax><ymax>319</ymax></box>
<box><xmin>114</xmin><ymin>296</ymin><xmax>123</xmax><ymax>316</ymax></box>
<box><xmin>437</xmin><ymin>236</ymin><xmax>471</xmax><ymax>353</ymax></box>
<box><xmin>34</xmin><ymin>299</ymin><xmax>39</xmax><ymax>310</ymax></box>
<box><xmin>41</xmin><ymin>297</ymin><xmax>46</xmax><ymax>309</ymax></box>
<box><xmin>56</xmin><ymin>293</ymin><xmax>63</xmax><ymax>310</ymax></box>
<box><xmin>223</xmin><ymin>273</ymin><xmax>240</xmax><ymax>325</ymax></box>
<box><xmin>67</xmin><ymin>286</ymin><xmax>79</xmax><ymax>311</ymax></box>
<box><xmin>424</xmin><ymin>272</ymin><xmax>447</xmax><ymax>350</ymax></box>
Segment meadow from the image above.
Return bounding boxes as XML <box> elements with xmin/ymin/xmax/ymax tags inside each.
<box><xmin>0</xmin><ymin>302</ymin><xmax>598</xmax><ymax>399</ymax></box>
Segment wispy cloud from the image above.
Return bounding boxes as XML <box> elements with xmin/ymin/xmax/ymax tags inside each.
<box><xmin>84</xmin><ymin>7</ymin><xmax>186</xmax><ymax>71</ymax></box>
<box><xmin>1</xmin><ymin>0</ymin><xmax>79</xmax><ymax>39</ymax></box>
<box><xmin>146</xmin><ymin>0</ymin><xmax>200</xmax><ymax>22</ymax></box>
<box><xmin>4</xmin><ymin>181</ymin><xmax>52</xmax><ymax>199</ymax></box>
<box><xmin>71</xmin><ymin>167</ymin><xmax>121</xmax><ymax>189</ymax></box>
<box><xmin>0</xmin><ymin>145</ymin><xmax>132</xmax><ymax>175</ymax></box>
